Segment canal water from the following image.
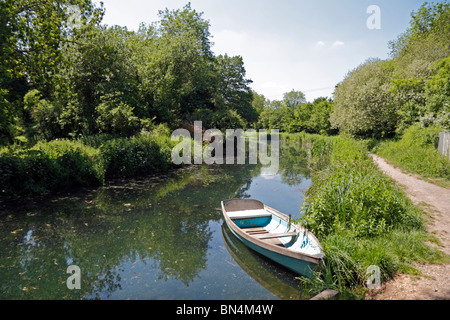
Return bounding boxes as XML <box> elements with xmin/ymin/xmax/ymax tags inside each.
<box><xmin>0</xmin><ymin>142</ymin><xmax>313</xmax><ymax>300</ymax></box>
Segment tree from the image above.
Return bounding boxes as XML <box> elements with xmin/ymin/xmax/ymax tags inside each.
<box><xmin>0</xmin><ymin>2</ymin><xmax>261</xmax><ymax>142</ymax></box>
<box><xmin>422</xmin><ymin>57</ymin><xmax>450</xmax><ymax>129</ymax></box>
<box><xmin>283</xmin><ymin>90</ymin><xmax>306</xmax><ymax>108</ymax></box>
<box><xmin>251</xmin><ymin>91</ymin><xmax>266</xmax><ymax>114</ymax></box>
<box><xmin>331</xmin><ymin>59</ymin><xmax>398</xmax><ymax>138</ymax></box>
<box><xmin>213</xmin><ymin>54</ymin><xmax>256</xmax><ymax>127</ymax></box>
<box><xmin>389</xmin><ymin>1</ymin><xmax>450</xmax><ymax>64</ymax></box>
<box><xmin>1</xmin><ymin>0</ymin><xmax>104</xmax><ymax>94</ymax></box>
<box><xmin>137</xmin><ymin>4</ymin><xmax>217</xmax><ymax>126</ymax></box>
<box><xmin>43</xmin><ymin>25</ymin><xmax>144</xmax><ymax>137</ymax></box>
<box><xmin>157</xmin><ymin>2</ymin><xmax>213</xmax><ymax>58</ymax></box>
<box><xmin>0</xmin><ymin>0</ymin><xmax>104</xmax><ymax>143</ymax></box>
<box><xmin>308</xmin><ymin>97</ymin><xmax>334</xmax><ymax>134</ymax></box>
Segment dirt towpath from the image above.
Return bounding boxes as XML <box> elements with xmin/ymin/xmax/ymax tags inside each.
<box><xmin>367</xmin><ymin>154</ymin><xmax>450</xmax><ymax>300</ymax></box>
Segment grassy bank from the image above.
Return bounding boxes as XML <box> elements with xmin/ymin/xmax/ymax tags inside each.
<box><xmin>0</xmin><ymin>125</ymin><xmax>178</xmax><ymax>200</ymax></box>
<box><xmin>374</xmin><ymin>124</ymin><xmax>450</xmax><ymax>186</ymax></box>
<box><xmin>284</xmin><ymin>133</ymin><xmax>448</xmax><ymax>298</ymax></box>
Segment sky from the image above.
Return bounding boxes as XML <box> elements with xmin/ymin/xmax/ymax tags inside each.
<box><xmin>93</xmin><ymin>0</ymin><xmax>427</xmax><ymax>102</ymax></box>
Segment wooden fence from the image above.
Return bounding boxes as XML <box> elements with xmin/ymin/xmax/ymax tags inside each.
<box><xmin>438</xmin><ymin>132</ymin><xmax>450</xmax><ymax>158</ymax></box>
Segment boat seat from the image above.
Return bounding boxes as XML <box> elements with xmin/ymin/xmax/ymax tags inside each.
<box><xmin>227</xmin><ymin>209</ymin><xmax>272</xmax><ymax>220</ymax></box>
<box><xmin>255</xmin><ymin>232</ymin><xmax>298</xmax><ymax>240</ymax></box>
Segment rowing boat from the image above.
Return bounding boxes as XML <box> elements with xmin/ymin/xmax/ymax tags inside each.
<box><xmin>221</xmin><ymin>199</ymin><xmax>325</xmax><ymax>278</ymax></box>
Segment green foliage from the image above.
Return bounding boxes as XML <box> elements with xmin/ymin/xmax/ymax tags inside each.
<box><xmin>0</xmin><ymin>0</ymin><xmax>104</xmax><ymax>143</ymax></box>
<box><xmin>422</xmin><ymin>57</ymin><xmax>450</xmax><ymax>129</ymax></box>
<box><xmin>0</xmin><ymin>127</ymin><xmax>177</xmax><ymax>199</ymax></box>
<box><xmin>332</xmin><ymin>59</ymin><xmax>398</xmax><ymax>139</ymax></box>
<box><xmin>251</xmin><ymin>91</ymin><xmax>266</xmax><ymax>115</ymax></box>
<box><xmin>0</xmin><ymin>139</ymin><xmax>103</xmax><ymax>198</ymax></box>
<box><xmin>24</xmin><ymin>89</ymin><xmax>62</xmax><ymax>140</ymax></box>
<box><xmin>302</xmin><ymin>137</ymin><xmax>423</xmax><ymax>239</ymax></box>
<box><xmin>95</xmin><ymin>94</ymin><xmax>141</xmax><ymax>136</ymax></box>
<box><xmin>1</xmin><ymin>2</ymin><xmax>256</xmax><ymax>144</ymax></box>
<box><xmin>157</xmin><ymin>2</ymin><xmax>213</xmax><ymax>58</ymax></box>
<box><xmin>258</xmin><ymin>96</ymin><xmax>334</xmax><ymax>134</ymax></box>
<box><xmin>99</xmin><ymin>128</ymin><xmax>176</xmax><ymax>179</ymax></box>
<box><xmin>213</xmin><ymin>54</ymin><xmax>257</xmax><ymax>127</ymax></box>
<box><xmin>283</xmin><ymin>90</ymin><xmax>306</xmax><ymax>108</ymax></box>
<box><xmin>375</xmin><ymin>124</ymin><xmax>450</xmax><ymax>181</ymax></box>
<box><xmin>332</xmin><ymin>2</ymin><xmax>450</xmax><ymax>138</ymax></box>
<box><xmin>99</xmin><ymin>136</ymin><xmax>170</xmax><ymax>178</ymax></box>
<box><xmin>292</xmin><ymin>134</ymin><xmax>446</xmax><ymax>291</ymax></box>
<box><xmin>0</xmin><ymin>0</ymin><xmax>104</xmax><ymax>88</ymax></box>
<box><xmin>389</xmin><ymin>1</ymin><xmax>450</xmax><ymax>64</ymax></box>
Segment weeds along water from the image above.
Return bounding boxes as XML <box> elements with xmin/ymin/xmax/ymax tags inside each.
<box><xmin>0</xmin><ymin>126</ymin><xmax>177</xmax><ymax>200</ymax></box>
<box><xmin>284</xmin><ymin>133</ymin><xmax>448</xmax><ymax>297</ymax></box>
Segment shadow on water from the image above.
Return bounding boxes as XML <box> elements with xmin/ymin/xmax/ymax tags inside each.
<box><xmin>0</xmin><ymin>142</ymin><xmax>312</xmax><ymax>299</ymax></box>
<box><xmin>221</xmin><ymin>223</ymin><xmax>311</xmax><ymax>300</ymax></box>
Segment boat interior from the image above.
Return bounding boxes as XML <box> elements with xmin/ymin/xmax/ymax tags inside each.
<box><xmin>227</xmin><ymin>208</ymin><xmax>320</xmax><ymax>256</ymax></box>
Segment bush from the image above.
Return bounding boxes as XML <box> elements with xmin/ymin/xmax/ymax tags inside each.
<box><xmin>0</xmin><ymin>139</ymin><xmax>103</xmax><ymax>199</ymax></box>
<box><xmin>0</xmin><ymin>128</ymin><xmax>177</xmax><ymax>199</ymax></box>
<box><xmin>331</xmin><ymin>59</ymin><xmax>398</xmax><ymax>139</ymax></box>
<box><xmin>95</xmin><ymin>95</ymin><xmax>141</xmax><ymax>136</ymax></box>
<box><xmin>98</xmin><ymin>132</ymin><xmax>176</xmax><ymax>179</ymax></box>
<box><xmin>32</xmin><ymin>139</ymin><xmax>105</xmax><ymax>186</ymax></box>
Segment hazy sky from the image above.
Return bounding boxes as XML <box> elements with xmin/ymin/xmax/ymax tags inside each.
<box><xmin>93</xmin><ymin>0</ymin><xmax>426</xmax><ymax>102</ymax></box>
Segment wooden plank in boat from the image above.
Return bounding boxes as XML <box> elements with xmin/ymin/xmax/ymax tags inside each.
<box><xmin>255</xmin><ymin>232</ymin><xmax>297</xmax><ymax>240</ymax></box>
<box><xmin>245</xmin><ymin>227</ymin><xmax>268</xmax><ymax>235</ymax></box>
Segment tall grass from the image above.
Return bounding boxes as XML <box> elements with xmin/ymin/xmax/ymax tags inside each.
<box><xmin>375</xmin><ymin>124</ymin><xmax>450</xmax><ymax>182</ymax></box>
<box><xmin>295</xmin><ymin>135</ymin><xmax>448</xmax><ymax>297</ymax></box>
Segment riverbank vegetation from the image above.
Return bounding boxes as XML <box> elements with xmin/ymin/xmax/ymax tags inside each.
<box><xmin>0</xmin><ymin>125</ymin><xmax>177</xmax><ymax>199</ymax></box>
<box><xmin>285</xmin><ymin>133</ymin><xmax>448</xmax><ymax>298</ymax></box>
<box><xmin>374</xmin><ymin>124</ymin><xmax>450</xmax><ymax>186</ymax></box>
<box><xmin>328</xmin><ymin>1</ymin><xmax>450</xmax><ymax>188</ymax></box>
<box><xmin>281</xmin><ymin>2</ymin><xmax>450</xmax><ymax>297</ymax></box>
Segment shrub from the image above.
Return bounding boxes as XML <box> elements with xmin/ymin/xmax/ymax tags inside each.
<box><xmin>0</xmin><ymin>127</ymin><xmax>178</xmax><ymax>199</ymax></box>
<box><xmin>95</xmin><ymin>95</ymin><xmax>141</xmax><ymax>136</ymax></box>
<box><xmin>32</xmin><ymin>139</ymin><xmax>105</xmax><ymax>186</ymax></box>
<box><xmin>98</xmin><ymin>133</ymin><xmax>175</xmax><ymax>178</ymax></box>
<box><xmin>331</xmin><ymin>59</ymin><xmax>398</xmax><ymax>139</ymax></box>
<box><xmin>0</xmin><ymin>139</ymin><xmax>104</xmax><ymax>199</ymax></box>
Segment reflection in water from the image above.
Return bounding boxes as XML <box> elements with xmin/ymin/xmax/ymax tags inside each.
<box><xmin>221</xmin><ymin>224</ymin><xmax>311</xmax><ymax>300</ymax></box>
<box><xmin>0</xmin><ymin>142</ymin><xmax>311</xmax><ymax>299</ymax></box>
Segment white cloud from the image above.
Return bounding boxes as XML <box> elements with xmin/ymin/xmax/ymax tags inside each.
<box><xmin>332</xmin><ymin>41</ymin><xmax>345</xmax><ymax>47</ymax></box>
<box><xmin>316</xmin><ymin>41</ymin><xmax>326</xmax><ymax>47</ymax></box>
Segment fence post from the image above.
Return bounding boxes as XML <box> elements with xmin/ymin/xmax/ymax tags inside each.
<box><xmin>438</xmin><ymin>132</ymin><xmax>450</xmax><ymax>158</ymax></box>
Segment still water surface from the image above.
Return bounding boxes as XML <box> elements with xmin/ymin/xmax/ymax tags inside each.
<box><xmin>0</xmin><ymin>143</ymin><xmax>312</xmax><ymax>299</ymax></box>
